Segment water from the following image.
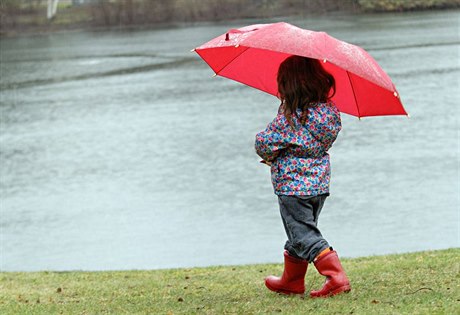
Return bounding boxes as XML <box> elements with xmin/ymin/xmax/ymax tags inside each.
<box><xmin>0</xmin><ymin>10</ymin><xmax>459</xmax><ymax>271</ymax></box>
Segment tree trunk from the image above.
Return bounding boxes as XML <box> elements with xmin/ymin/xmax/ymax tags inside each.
<box><xmin>47</xmin><ymin>0</ymin><xmax>59</xmax><ymax>20</ymax></box>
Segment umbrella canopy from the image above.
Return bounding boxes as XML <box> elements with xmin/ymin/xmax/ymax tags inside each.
<box><xmin>194</xmin><ymin>22</ymin><xmax>408</xmax><ymax>118</ymax></box>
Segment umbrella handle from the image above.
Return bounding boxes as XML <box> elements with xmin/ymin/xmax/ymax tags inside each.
<box><xmin>225</xmin><ymin>28</ymin><xmax>258</xmax><ymax>41</ymax></box>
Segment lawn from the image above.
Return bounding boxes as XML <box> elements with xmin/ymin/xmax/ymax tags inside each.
<box><xmin>1</xmin><ymin>248</ymin><xmax>458</xmax><ymax>314</ymax></box>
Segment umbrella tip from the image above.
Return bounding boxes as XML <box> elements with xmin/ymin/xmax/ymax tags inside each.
<box><xmin>212</xmin><ymin>73</ymin><xmax>217</xmax><ymax>77</ymax></box>
<box><xmin>406</xmin><ymin>113</ymin><xmax>411</xmax><ymax>119</ymax></box>
<box><xmin>190</xmin><ymin>48</ymin><xmax>196</xmax><ymax>52</ymax></box>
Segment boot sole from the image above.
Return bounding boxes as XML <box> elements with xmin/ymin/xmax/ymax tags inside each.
<box><xmin>310</xmin><ymin>284</ymin><xmax>351</xmax><ymax>298</ymax></box>
<box><xmin>265</xmin><ymin>279</ymin><xmax>305</xmax><ymax>295</ymax></box>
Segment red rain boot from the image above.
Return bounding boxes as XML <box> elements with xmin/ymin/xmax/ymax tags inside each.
<box><xmin>310</xmin><ymin>250</ymin><xmax>351</xmax><ymax>298</ymax></box>
<box><xmin>265</xmin><ymin>251</ymin><xmax>308</xmax><ymax>295</ymax></box>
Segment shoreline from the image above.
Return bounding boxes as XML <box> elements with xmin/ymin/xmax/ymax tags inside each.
<box><xmin>1</xmin><ymin>5</ymin><xmax>459</xmax><ymax>39</ymax></box>
<box><xmin>0</xmin><ymin>247</ymin><xmax>457</xmax><ymax>273</ymax></box>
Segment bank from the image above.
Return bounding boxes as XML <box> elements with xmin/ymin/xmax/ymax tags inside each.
<box><xmin>1</xmin><ymin>0</ymin><xmax>459</xmax><ymax>37</ymax></box>
<box><xmin>0</xmin><ymin>248</ymin><xmax>458</xmax><ymax>314</ymax></box>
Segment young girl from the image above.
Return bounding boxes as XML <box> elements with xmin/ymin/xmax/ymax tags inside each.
<box><xmin>255</xmin><ymin>56</ymin><xmax>351</xmax><ymax>297</ymax></box>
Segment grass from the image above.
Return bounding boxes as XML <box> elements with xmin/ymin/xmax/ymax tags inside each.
<box><xmin>357</xmin><ymin>0</ymin><xmax>460</xmax><ymax>12</ymax></box>
<box><xmin>0</xmin><ymin>249</ymin><xmax>459</xmax><ymax>314</ymax></box>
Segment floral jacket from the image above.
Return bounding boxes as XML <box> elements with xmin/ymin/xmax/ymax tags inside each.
<box><xmin>255</xmin><ymin>102</ymin><xmax>341</xmax><ymax>196</ymax></box>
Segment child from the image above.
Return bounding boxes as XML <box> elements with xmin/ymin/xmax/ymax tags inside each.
<box><xmin>255</xmin><ymin>56</ymin><xmax>351</xmax><ymax>297</ymax></box>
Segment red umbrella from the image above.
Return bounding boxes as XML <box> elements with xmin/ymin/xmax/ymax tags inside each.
<box><xmin>193</xmin><ymin>22</ymin><xmax>408</xmax><ymax>118</ymax></box>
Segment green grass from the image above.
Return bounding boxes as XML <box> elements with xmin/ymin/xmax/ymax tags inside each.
<box><xmin>1</xmin><ymin>249</ymin><xmax>459</xmax><ymax>314</ymax></box>
<box><xmin>357</xmin><ymin>0</ymin><xmax>460</xmax><ymax>12</ymax></box>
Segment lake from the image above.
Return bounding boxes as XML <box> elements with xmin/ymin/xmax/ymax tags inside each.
<box><xmin>0</xmin><ymin>10</ymin><xmax>459</xmax><ymax>271</ymax></box>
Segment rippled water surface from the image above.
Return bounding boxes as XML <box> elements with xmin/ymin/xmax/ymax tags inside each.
<box><xmin>1</xmin><ymin>10</ymin><xmax>459</xmax><ymax>271</ymax></box>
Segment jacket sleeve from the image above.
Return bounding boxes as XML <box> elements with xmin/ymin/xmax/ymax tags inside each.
<box><xmin>254</xmin><ymin>112</ymin><xmax>291</xmax><ymax>162</ymax></box>
<box><xmin>310</xmin><ymin>104</ymin><xmax>342</xmax><ymax>152</ymax></box>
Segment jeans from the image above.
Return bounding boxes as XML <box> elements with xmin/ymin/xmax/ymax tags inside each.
<box><xmin>278</xmin><ymin>194</ymin><xmax>330</xmax><ymax>263</ymax></box>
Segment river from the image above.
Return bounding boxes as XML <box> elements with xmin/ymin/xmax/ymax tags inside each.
<box><xmin>0</xmin><ymin>10</ymin><xmax>459</xmax><ymax>271</ymax></box>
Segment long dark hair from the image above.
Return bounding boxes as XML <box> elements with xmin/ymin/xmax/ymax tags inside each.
<box><xmin>277</xmin><ymin>56</ymin><xmax>335</xmax><ymax>127</ymax></box>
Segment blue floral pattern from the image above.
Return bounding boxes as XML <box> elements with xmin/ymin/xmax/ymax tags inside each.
<box><xmin>255</xmin><ymin>102</ymin><xmax>342</xmax><ymax>196</ymax></box>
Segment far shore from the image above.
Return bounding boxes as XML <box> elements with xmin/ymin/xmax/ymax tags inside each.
<box><xmin>1</xmin><ymin>3</ymin><xmax>459</xmax><ymax>38</ymax></box>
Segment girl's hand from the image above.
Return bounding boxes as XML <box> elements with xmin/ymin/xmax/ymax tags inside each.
<box><xmin>260</xmin><ymin>160</ymin><xmax>272</xmax><ymax>166</ymax></box>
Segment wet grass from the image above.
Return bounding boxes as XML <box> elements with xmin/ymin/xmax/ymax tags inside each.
<box><xmin>0</xmin><ymin>248</ymin><xmax>458</xmax><ymax>314</ymax></box>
